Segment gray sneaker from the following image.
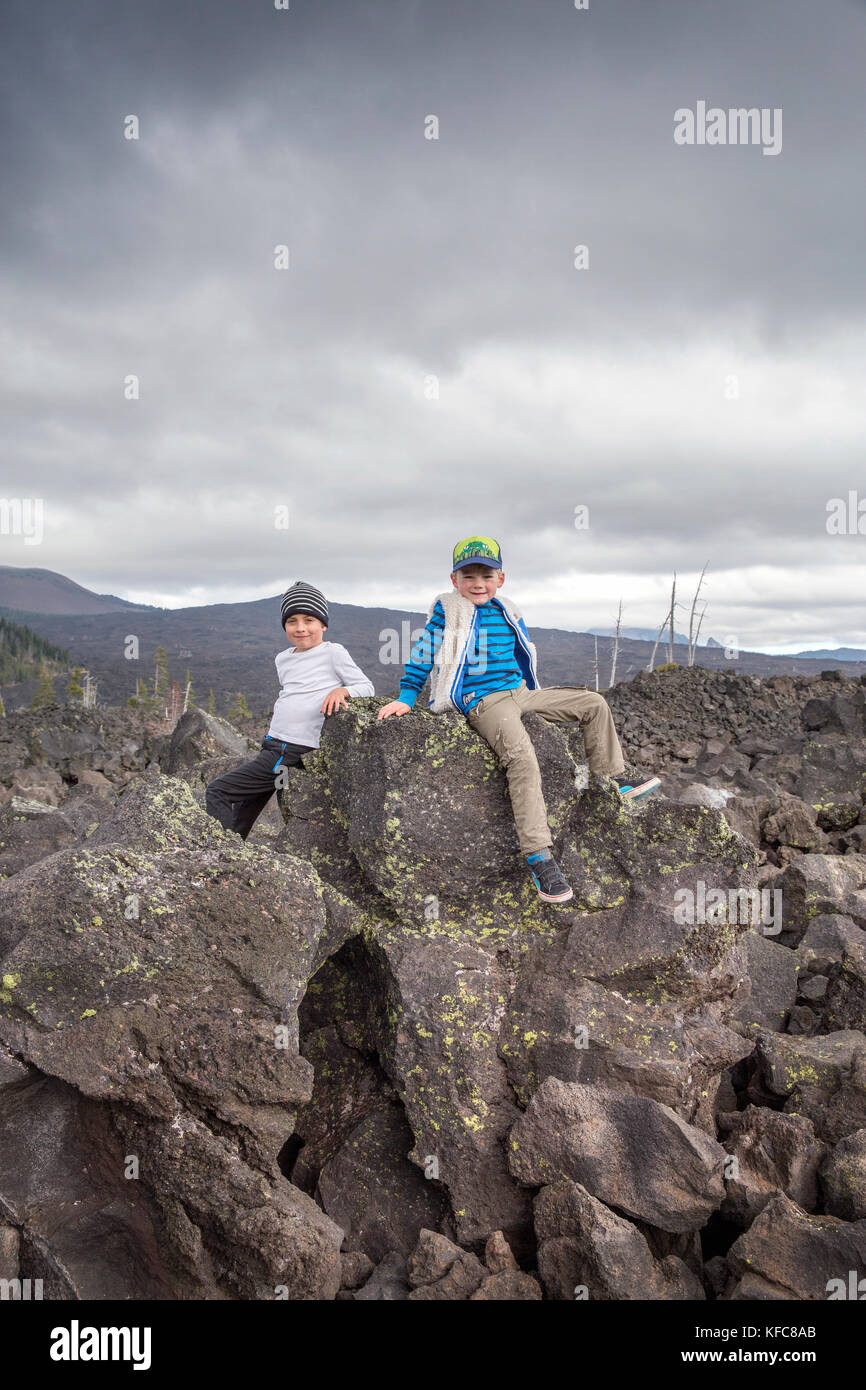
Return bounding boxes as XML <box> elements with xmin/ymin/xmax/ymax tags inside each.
<box><xmin>527</xmin><ymin>854</ymin><xmax>574</xmax><ymax>903</ymax></box>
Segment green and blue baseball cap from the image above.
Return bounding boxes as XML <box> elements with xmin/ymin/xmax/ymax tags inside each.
<box><xmin>451</xmin><ymin>535</ymin><xmax>503</xmax><ymax>571</ymax></box>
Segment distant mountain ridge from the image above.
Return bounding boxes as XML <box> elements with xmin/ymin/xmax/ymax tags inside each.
<box><xmin>588</xmin><ymin>626</ymin><xmax>719</xmax><ymax>646</ymax></box>
<box><xmin>0</xmin><ymin>566</ymin><xmax>157</xmax><ymax>616</ymax></box>
<box><xmin>2</xmin><ymin>566</ymin><xmax>865</xmax><ymax>715</ymax></box>
<box><xmin>790</xmin><ymin>647</ymin><xmax>866</xmax><ymax>662</ymax></box>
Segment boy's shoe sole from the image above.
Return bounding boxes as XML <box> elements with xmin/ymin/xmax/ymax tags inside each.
<box><xmin>617</xmin><ymin>775</ymin><xmax>662</xmax><ymax>801</ymax></box>
<box><xmin>534</xmin><ymin>883</ymin><xmax>574</xmax><ymax>903</ymax></box>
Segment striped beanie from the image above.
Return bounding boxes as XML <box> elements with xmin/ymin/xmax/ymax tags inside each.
<box><xmin>280</xmin><ymin>580</ymin><xmax>328</xmax><ymax>629</ymax></box>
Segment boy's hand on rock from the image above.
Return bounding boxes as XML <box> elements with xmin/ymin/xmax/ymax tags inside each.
<box><xmin>377</xmin><ymin>701</ymin><xmax>411</xmax><ymax>720</ymax></box>
<box><xmin>321</xmin><ymin>687</ymin><xmax>350</xmax><ymax>715</ymax></box>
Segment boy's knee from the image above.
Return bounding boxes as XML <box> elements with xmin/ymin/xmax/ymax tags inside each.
<box><xmin>204</xmin><ymin>778</ymin><xmax>226</xmax><ymax>805</ymax></box>
<box><xmin>497</xmin><ymin>737</ymin><xmax>537</xmax><ymax>769</ymax></box>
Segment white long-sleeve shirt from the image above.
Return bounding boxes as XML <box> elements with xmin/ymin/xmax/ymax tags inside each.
<box><xmin>266</xmin><ymin>641</ymin><xmax>375</xmax><ymax>748</ymax></box>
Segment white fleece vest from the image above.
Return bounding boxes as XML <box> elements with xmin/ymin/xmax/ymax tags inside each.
<box><xmin>426</xmin><ymin>589</ymin><xmax>540</xmax><ymax>713</ymax></box>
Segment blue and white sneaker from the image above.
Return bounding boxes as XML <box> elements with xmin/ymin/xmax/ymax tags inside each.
<box><xmin>613</xmin><ymin>773</ymin><xmax>661</xmax><ymax>802</ymax></box>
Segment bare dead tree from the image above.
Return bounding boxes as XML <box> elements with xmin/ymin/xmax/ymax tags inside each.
<box><xmin>648</xmin><ymin>602</ymin><xmax>673</xmax><ymax>672</ymax></box>
<box><xmin>167</xmin><ymin>680</ymin><xmax>184</xmax><ymax>726</ymax></box>
<box><xmin>82</xmin><ymin>670</ymin><xmax>98</xmax><ymax>708</ymax></box>
<box><xmin>593</xmin><ymin>634</ymin><xmax>599</xmax><ymax>691</ymax></box>
<box><xmin>687</xmin><ymin>563</ymin><xmax>709</xmax><ymax>666</ymax></box>
<box><xmin>668</xmin><ymin>574</ymin><xmax>677</xmax><ymax>664</ymax></box>
<box><xmin>609</xmin><ymin>599</ymin><xmax>623</xmax><ymax>689</ymax></box>
<box><xmin>691</xmin><ymin>601</ymin><xmax>709</xmax><ymax>662</ymax></box>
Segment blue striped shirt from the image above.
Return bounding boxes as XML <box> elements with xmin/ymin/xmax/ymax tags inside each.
<box><xmin>398</xmin><ymin>598</ymin><xmax>525</xmax><ymax>712</ymax></box>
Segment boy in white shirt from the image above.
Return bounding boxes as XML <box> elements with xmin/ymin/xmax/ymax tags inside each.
<box><xmin>205</xmin><ymin>581</ymin><xmax>374</xmax><ymax>839</ymax></box>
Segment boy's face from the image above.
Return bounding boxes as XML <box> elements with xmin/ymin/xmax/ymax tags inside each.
<box><xmin>450</xmin><ymin>564</ymin><xmax>505</xmax><ymax>604</ymax></box>
<box><xmin>283</xmin><ymin>613</ymin><xmax>326</xmax><ymax>649</ymax></box>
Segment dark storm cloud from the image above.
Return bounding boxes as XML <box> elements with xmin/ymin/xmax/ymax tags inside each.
<box><xmin>1</xmin><ymin>0</ymin><xmax>864</xmax><ymax>648</ymax></box>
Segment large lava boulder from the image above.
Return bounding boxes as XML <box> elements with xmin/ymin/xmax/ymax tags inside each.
<box><xmin>0</xmin><ymin>774</ymin><xmax>344</xmax><ymax>1298</ymax></box>
<box><xmin>273</xmin><ymin>699</ymin><xmax>758</xmax><ymax>1251</ymax></box>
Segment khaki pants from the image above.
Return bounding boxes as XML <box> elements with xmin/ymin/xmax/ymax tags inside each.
<box><xmin>466</xmin><ymin>682</ymin><xmax>626</xmax><ymax>854</ymax></box>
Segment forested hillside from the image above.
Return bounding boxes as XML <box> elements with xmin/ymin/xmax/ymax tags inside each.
<box><xmin>0</xmin><ymin>616</ymin><xmax>70</xmax><ymax>685</ymax></box>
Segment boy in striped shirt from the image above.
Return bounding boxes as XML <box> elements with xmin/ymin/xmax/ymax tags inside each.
<box><xmin>378</xmin><ymin>536</ymin><xmax>660</xmax><ymax>903</ymax></box>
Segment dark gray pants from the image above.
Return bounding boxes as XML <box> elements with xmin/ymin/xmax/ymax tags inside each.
<box><xmin>205</xmin><ymin>736</ymin><xmax>314</xmax><ymax>840</ymax></box>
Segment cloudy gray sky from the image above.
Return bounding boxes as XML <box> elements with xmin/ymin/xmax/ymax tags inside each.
<box><xmin>2</xmin><ymin>0</ymin><xmax>865</xmax><ymax>652</ymax></box>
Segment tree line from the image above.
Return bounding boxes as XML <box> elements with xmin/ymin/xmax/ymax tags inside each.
<box><xmin>125</xmin><ymin>647</ymin><xmax>252</xmax><ymax>721</ymax></box>
<box><xmin>0</xmin><ymin>621</ymin><xmax>254</xmax><ymax>723</ymax></box>
<box><xmin>0</xmin><ymin>616</ymin><xmax>70</xmax><ymax>684</ymax></box>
